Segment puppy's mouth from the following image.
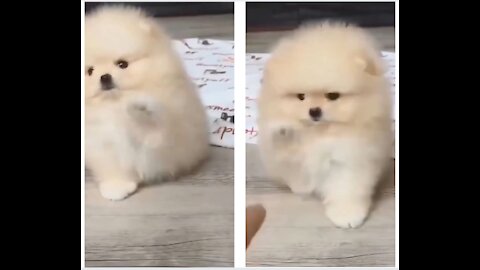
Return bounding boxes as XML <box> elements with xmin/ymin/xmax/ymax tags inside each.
<box><xmin>300</xmin><ymin>118</ymin><xmax>330</xmax><ymax>126</ymax></box>
<box><xmin>301</xmin><ymin>118</ymin><xmax>348</xmax><ymax>128</ymax></box>
<box><xmin>87</xmin><ymin>86</ymin><xmax>120</xmax><ymax>100</ymax></box>
<box><xmin>101</xmin><ymin>81</ymin><xmax>116</xmax><ymax>91</ymax></box>
<box><xmin>306</xmin><ymin>120</ymin><xmax>324</xmax><ymax>126</ymax></box>
<box><xmin>101</xmin><ymin>84</ymin><xmax>115</xmax><ymax>91</ymax></box>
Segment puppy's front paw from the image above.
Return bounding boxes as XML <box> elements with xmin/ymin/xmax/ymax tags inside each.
<box><xmin>272</xmin><ymin>127</ymin><xmax>296</xmax><ymax>143</ymax></box>
<box><xmin>127</xmin><ymin>103</ymin><xmax>153</xmax><ymax>121</ymax></box>
<box><xmin>325</xmin><ymin>200</ymin><xmax>370</xmax><ymax>229</ymax></box>
<box><xmin>99</xmin><ymin>181</ymin><xmax>138</xmax><ymax>201</ymax></box>
<box><xmin>126</xmin><ymin>97</ymin><xmax>161</xmax><ymax>125</ymax></box>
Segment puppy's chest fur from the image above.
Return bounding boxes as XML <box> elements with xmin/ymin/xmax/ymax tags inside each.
<box><xmin>85</xmin><ymin>103</ymin><xmax>158</xmax><ymax>178</ymax></box>
<box><xmin>86</xmin><ymin>104</ymin><xmax>132</xmax><ymax>147</ymax></box>
<box><xmin>290</xmin><ymin>133</ymin><xmax>364</xmax><ymax>189</ymax></box>
<box><xmin>303</xmin><ymin>137</ymin><xmax>349</xmax><ymax>177</ymax></box>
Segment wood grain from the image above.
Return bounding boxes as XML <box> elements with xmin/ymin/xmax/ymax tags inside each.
<box><xmin>86</xmin><ymin>146</ymin><xmax>234</xmax><ymax>267</ymax></box>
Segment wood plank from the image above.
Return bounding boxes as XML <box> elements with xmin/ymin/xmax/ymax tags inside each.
<box><xmin>86</xmin><ymin>146</ymin><xmax>234</xmax><ymax>267</ymax></box>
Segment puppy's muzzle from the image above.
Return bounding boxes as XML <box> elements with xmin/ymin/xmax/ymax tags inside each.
<box><xmin>309</xmin><ymin>107</ymin><xmax>322</xmax><ymax>121</ymax></box>
<box><xmin>100</xmin><ymin>73</ymin><xmax>114</xmax><ymax>91</ymax></box>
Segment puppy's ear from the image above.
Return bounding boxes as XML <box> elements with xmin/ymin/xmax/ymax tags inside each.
<box><xmin>354</xmin><ymin>53</ymin><xmax>384</xmax><ymax>76</ymax></box>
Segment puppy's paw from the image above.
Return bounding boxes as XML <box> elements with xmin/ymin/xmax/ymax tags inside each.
<box><xmin>278</xmin><ymin>127</ymin><xmax>294</xmax><ymax>137</ymax></box>
<box><xmin>99</xmin><ymin>181</ymin><xmax>138</xmax><ymax>201</ymax></box>
<box><xmin>126</xmin><ymin>97</ymin><xmax>161</xmax><ymax>125</ymax></box>
<box><xmin>272</xmin><ymin>127</ymin><xmax>296</xmax><ymax>143</ymax></box>
<box><xmin>325</xmin><ymin>200</ymin><xmax>370</xmax><ymax>229</ymax></box>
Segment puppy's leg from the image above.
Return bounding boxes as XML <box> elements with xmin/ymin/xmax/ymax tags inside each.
<box><xmin>288</xmin><ymin>176</ymin><xmax>315</xmax><ymax>195</ymax></box>
<box><xmin>321</xmin><ymin>168</ymin><xmax>378</xmax><ymax>228</ymax></box>
<box><xmin>272</xmin><ymin>126</ymin><xmax>297</xmax><ymax>144</ymax></box>
<box><xmin>268</xmin><ymin>125</ymin><xmax>313</xmax><ymax>194</ymax></box>
<box><xmin>126</xmin><ymin>96</ymin><xmax>165</xmax><ymax>148</ymax></box>
<box><xmin>286</xmin><ymin>160</ymin><xmax>315</xmax><ymax>196</ymax></box>
<box><xmin>88</xmin><ymin>155</ymin><xmax>138</xmax><ymax>201</ymax></box>
<box><xmin>126</xmin><ymin>96</ymin><xmax>163</xmax><ymax>127</ymax></box>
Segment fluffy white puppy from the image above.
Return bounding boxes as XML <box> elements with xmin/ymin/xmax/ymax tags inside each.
<box><xmin>85</xmin><ymin>6</ymin><xmax>209</xmax><ymax>200</ymax></box>
<box><xmin>258</xmin><ymin>22</ymin><xmax>392</xmax><ymax>228</ymax></box>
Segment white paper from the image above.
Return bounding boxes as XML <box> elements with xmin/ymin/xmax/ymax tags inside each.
<box><xmin>173</xmin><ymin>38</ymin><xmax>235</xmax><ymax>148</ymax></box>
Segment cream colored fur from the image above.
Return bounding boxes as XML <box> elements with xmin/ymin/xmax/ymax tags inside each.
<box><xmin>85</xmin><ymin>6</ymin><xmax>209</xmax><ymax>200</ymax></box>
<box><xmin>258</xmin><ymin>22</ymin><xmax>392</xmax><ymax>228</ymax></box>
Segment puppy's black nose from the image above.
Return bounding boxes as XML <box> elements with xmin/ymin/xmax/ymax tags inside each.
<box><xmin>100</xmin><ymin>74</ymin><xmax>114</xmax><ymax>90</ymax></box>
<box><xmin>309</xmin><ymin>107</ymin><xmax>322</xmax><ymax>121</ymax></box>
<box><xmin>100</xmin><ymin>74</ymin><xmax>112</xmax><ymax>84</ymax></box>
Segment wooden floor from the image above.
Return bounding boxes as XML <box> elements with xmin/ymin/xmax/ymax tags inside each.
<box><xmin>246</xmin><ymin>27</ymin><xmax>395</xmax><ymax>267</ymax></box>
<box><xmin>86</xmin><ymin>146</ymin><xmax>234</xmax><ymax>267</ymax></box>
<box><xmin>85</xmin><ymin>15</ymin><xmax>234</xmax><ymax>267</ymax></box>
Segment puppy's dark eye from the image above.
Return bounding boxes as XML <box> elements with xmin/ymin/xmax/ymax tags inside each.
<box><xmin>297</xmin><ymin>93</ymin><xmax>305</xmax><ymax>101</ymax></box>
<box><xmin>116</xmin><ymin>59</ymin><xmax>129</xmax><ymax>69</ymax></box>
<box><xmin>87</xmin><ymin>67</ymin><xmax>94</xmax><ymax>76</ymax></box>
<box><xmin>325</xmin><ymin>92</ymin><xmax>341</xmax><ymax>101</ymax></box>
